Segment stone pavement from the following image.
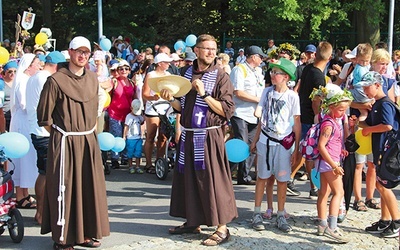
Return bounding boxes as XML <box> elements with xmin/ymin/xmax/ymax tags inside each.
<box><xmin>1</xmin><ymin>165</ymin><xmax>399</xmax><ymax>250</ymax></box>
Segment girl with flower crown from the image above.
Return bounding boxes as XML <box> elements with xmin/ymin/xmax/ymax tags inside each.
<box><xmin>310</xmin><ymin>84</ymin><xmax>353</xmax><ymax>243</ymax></box>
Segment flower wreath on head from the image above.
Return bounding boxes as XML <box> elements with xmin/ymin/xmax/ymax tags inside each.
<box><xmin>310</xmin><ymin>84</ymin><xmax>353</xmax><ymax>113</ymax></box>
<box><xmin>277</xmin><ymin>42</ymin><xmax>300</xmax><ymax>60</ymax></box>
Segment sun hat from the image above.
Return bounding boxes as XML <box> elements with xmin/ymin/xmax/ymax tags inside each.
<box><xmin>245</xmin><ymin>45</ymin><xmax>267</xmax><ymax>58</ymax></box>
<box><xmin>148</xmin><ymin>75</ymin><xmax>192</xmax><ymax>97</ymax></box>
<box><xmin>45</xmin><ymin>51</ymin><xmax>66</xmax><ymax>64</ymax></box>
<box><xmin>93</xmin><ymin>50</ymin><xmax>105</xmax><ymax>61</ymax></box>
<box><xmin>268</xmin><ymin>58</ymin><xmax>296</xmax><ymax>80</ymax></box>
<box><xmin>310</xmin><ymin>83</ymin><xmax>353</xmax><ymax>111</ymax></box>
<box><xmin>118</xmin><ymin>60</ymin><xmax>130</xmax><ymax>68</ymax></box>
<box><xmin>3</xmin><ymin>60</ymin><xmax>18</xmax><ymax>71</ymax></box>
<box><xmin>305</xmin><ymin>44</ymin><xmax>316</xmax><ymax>53</ymax></box>
<box><xmin>355</xmin><ymin>71</ymin><xmax>383</xmax><ymax>87</ymax></box>
<box><xmin>345</xmin><ymin>46</ymin><xmax>358</xmax><ymax>59</ymax></box>
<box><xmin>69</xmin><ymin>36</ymin><xmax>91</xmax><ymax>51</ymax></box>
<box><xmin>131</xmin><ymin>99</ymin><xmax>142</xmax><ymax>115</ymax></box>
<box><xmin>184</xmin><ymin>52</ymin><xmax>197</xmax><ymax>62</ymax></box>
<box><xmin>154</xmin><ymin>53</ymin><xmax>173</xmax><ymax>64</ymax></box>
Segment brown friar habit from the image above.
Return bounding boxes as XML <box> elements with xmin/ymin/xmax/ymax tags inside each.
<box><xmin>37</xmin><ymin>63</ymin><xmax>110</xmax><ymax>245</ymax></box>
<box><xmin>169</xmin><ymin>59</ymin><xmax>238</xmax><ymax>227</ymax></box>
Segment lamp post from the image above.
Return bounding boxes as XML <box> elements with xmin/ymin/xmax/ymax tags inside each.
<box><xmin>0</xmin><ymin>0</ymin><xmax>3</xmax><ymax>42</ymax></box>
<box><xmin>388</xmin><ymin>0</ymin><xmax>394</xmax><ymax>55</ymax></box>
<box><xmin>98</xmin><ymin>0</ymin><xmax>103</xmax><ymax>42</ymax></box>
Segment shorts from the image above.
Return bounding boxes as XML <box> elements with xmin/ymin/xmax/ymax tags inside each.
<box><xmin>314</xmin><ymin>159</ymin><xmax>339</xmax><ymax>173</ymax></box>
<box><xmin>355</xmin><ymin>152</ymin><xmax>373</xmax><ymax>164</ymax></box>
<box><xmin>126</xmin><ymin>138</ymin><xmax>143</xmax><ymax>158</ymax></box>
<box><xmin>256</xmin><ymin>141</ymin><xmax>291</xmax><ymax>182</ymax></box>
<box><xmin>31</xmin><ymin>134</ymin><xmax>49</xmax><ymax>175</ymax></box>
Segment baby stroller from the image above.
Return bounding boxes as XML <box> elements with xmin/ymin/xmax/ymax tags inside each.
<box><xmin>0</xmin><ymin>151</ymin><xmax>24</xmax><ymax>243</ymax></box>
<box><xmin>150</xmin><ymin>101</ymin><xmax>177</xmax><ymax>180</ymax></box>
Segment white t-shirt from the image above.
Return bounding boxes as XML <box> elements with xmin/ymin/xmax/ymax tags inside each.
<box><xmin>230</xmin><ymin>62</ymin><xmax>265</xmax><ymax>124</ymax></box>
<box><xmin>26</xmin><ymin>70</ymin><xmax>51</xmax><ymax>136</ymax></box>
<box><xmin>125</xmin><ymin>113</ymin><xmax>144</xmax><ymax>139</ymax></box>
<box><xmin>144</xmin><ymin>70</ymin><xmax>170</xmax><ymax>116</ymax></box>
<box><xmin>257</xmin><ymin>86</ymin><xmax>300</xmax><ymax>145</ymax></box>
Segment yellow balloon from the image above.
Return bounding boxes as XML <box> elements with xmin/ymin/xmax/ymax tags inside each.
<box><xmin>104</xmin><ymin>92</ymin><xmax>111</xmax><ymax>108</ymax></box>
<box><xmin>355</xmin><ymin>128</ymin><xmax>372</xmax><ymax>155</ymax></box>
<box><xmin>0</xmin><ymin>46</ymin><xmax>10</xmax><ymax>64</ymax></box>
<box><xmin>35</xmin><ymin>32</ymin><xmax>48</xmax><ymax>45</ymax></box>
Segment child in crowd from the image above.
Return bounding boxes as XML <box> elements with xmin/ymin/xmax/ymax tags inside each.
<box><xmin>359</xmin><ymin>71</ymin><xmax>400</xmax><ymax>238</ymax></box>
<box><xmin>124</xmin><ymin>99</ymin><xmax>145</xmax><ymax>174</ymax></box>
<box><xmin>250</xmin><ymin>58</ymin><xmax>301</xmax><ymax>233</ymax></box>
<box><xmin>310</xmin><ymin>83</ymin><xmax>353</xmax><ymax>243</ymax></box>
<box><xmin>348</xmin><ymin>43</ymin><xmax>373</xmax><ymax>121</ymax></box>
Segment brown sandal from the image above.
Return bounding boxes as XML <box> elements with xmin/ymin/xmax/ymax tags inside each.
<box><xmin>168</xmin><ymin>222</ymin><xmax>201</xmax><ymax>234</ymax></box>
<box><xmin>353</xmin><ymin>200</ymin><xmax>368</xmax><ymax>212</ymax></box>
<box><xmin>365</xmin><ymin>199</ymin><xmax>381</xmax><ymax>209</ymax></box>
<box><xmin>201</xmin><ymin>229</ymin><xmax>230</xmax><ymax>246</ymax></box>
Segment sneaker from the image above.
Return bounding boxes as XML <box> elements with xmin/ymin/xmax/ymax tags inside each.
<box><xmin>323</xmin><ymin>227</ymin><xmax>349</xmax><ymax>243</ymax></box>
<box><xmin>317</xmin><ymin>225</ymin><xmax>327</xmax><ymax>236</ymax></box>
<box><xmin>309</xmin><ymin>188</ymin><xmax>318</xmax><ymax>200</ymax></box>
<box><xmin>276</xmin><ymin>215</ymin><xmax>292</xmax><ymax>232</ymax></box>
<box><xmin>283</xmin><ymin>209</ymin><xmax>290</xmax><ymax>219</ymax></box>
<box><xmin>299</xmin><ymin>173</ymin><xmax>308</xmax><ymax>181</ymax></box>
<box><xmin>365</xmin><ymin>220</ymin><xmax>391</xmax><ymax>234</ymax></box>
<box><xmin>135</xmin><ymin>167</ymin><xmax>144</xmax><ymax>174</ymax></box>
<box><xmin>287</xmin><ymin>180</ymin><xmax>300</xmax><ymax>196</ymax></box>
<box><xmin>380</xmin><ymin>221</ymin><xmax>400</xmax><ymax>238</ymax></box>
<box><xmin>111</xmin><ymin>160</ymin><xmax>120</xmax><ymax>169</ymax></box>
<box><xmin>252</xmin><ymin>213</ymin><xmax>265</xmax><ymax>231</ymax></box>
<box><xmin>129</xmin><ymin>168</ymin><xmax>135</xmax><ymax>174</ymax></box>
<box><xmin>262</xmin><ymin>208</ymin><xmax>273</xmax><ymax>220</ymax></box>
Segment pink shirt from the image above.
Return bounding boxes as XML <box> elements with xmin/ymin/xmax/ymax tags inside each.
<box><xmin>108</xmin><ymin>78</ymin><xmax>135</xmax><ymax>121</ymax></box>
<box><xmin>320</xmin><ymin>116</ymin><xmax>343</xmax><ymax>162</ymax></box>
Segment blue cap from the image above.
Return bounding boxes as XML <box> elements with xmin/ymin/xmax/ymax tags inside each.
<box><xmin>45</xmin><ymin>51</ymin><xmax>66</xmax><ymax>64</ymax></box>
<box><xmin>38</xmin><ymin>54</ymin><xmax>46</xmax><ymax>62</ymax></box>
<box><xmin>305</xmin><ymin>44</ymin><xmax>316</xmax><ymax>53</ymax></box>
<box><xmin>3</xmin><ymin>60</ymin><xmax>18</xmax><ymax>71</ymax></box>
<box><xmin>109</xmin><ymin>59</ymin><xmax>118</xmax><ymax>67</ymax></box>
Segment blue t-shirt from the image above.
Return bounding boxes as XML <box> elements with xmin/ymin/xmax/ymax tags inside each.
<box><xmin>365</xmin><ymin>97</ymin><xmax>400</xmax><ymax>164</ymax></box>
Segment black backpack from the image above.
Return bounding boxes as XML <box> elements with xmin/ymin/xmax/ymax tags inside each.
<box><xmin>376</xmin><ymin>98</ymin><xmax>400</xmax><ymax>189</ymax></box>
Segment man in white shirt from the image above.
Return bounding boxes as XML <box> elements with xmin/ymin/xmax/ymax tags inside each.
<box><xmin>230</xmin><ymin>46</ymin><xmax>266</xmax><ymax>185</ymax></box>
<box><xmin>235</xmin><ymin>49</ymin><xmax>246</xmax><ymax>65</ymax></box>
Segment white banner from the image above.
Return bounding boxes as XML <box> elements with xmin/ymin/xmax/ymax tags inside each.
<box><xmin>21</xmin><ymin>11</ymin><xmax>36</xmax><ymax>30</ymax></box>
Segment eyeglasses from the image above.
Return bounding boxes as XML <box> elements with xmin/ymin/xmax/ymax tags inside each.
<box><xmin>197</xmin><ymin>47</ymin><xmax>217</xmax><ymax>52</ymax></box>
<box><xmin>217</xmin><ymin>57</ymin><xmax>222</xmax><ymax>60</ymax></box>
<box><xmin>254</xmin><ymin>54</ymin><xmax>263</xmax><ymax>59</ymax></box>
<box><xmin>73</xmin><ymin>49</ymin><xmax>91</xmax><ymax>57</ymax></box>
<box><xmin>270</xmin><ymin>70</ymin><xmax>286</xmax><ymax>76</ymax></box>
<box><xmin>118</xmin><ymin>67</ymin><xmax>130</xmax><ymax>71</ymax></box>
<box><xmin>6</xmin><ymin>70</ymin><xmax>16</xmax><ymax>74</ymax></box>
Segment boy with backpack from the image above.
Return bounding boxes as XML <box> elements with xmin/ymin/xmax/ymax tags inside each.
<box><xmin>359</xmin><ymin>71</ymin><xmax>400</xmax><ymax>238</ymax></box>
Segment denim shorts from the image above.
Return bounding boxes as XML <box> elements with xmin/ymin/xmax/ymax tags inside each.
<box><xmin>31</xmin><ymin>134</ymin><xmax>49</xmax><ymax>175</ymax></box>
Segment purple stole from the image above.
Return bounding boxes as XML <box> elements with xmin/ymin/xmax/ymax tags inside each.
<box><xmin>177</xmin><ymin>66</ymin><xmax>218</xmax><ymax>173</ymax></box>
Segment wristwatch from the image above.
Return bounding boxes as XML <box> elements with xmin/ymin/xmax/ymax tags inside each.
<box><xmin>200</xmin><ymin>92</ymin><xmax>210</xmax><ymax>99</ymax></box>
<box><xmin>168</xmin><ymin>97</ymin><xmax>175</xmax><ymax>102</ymax></box>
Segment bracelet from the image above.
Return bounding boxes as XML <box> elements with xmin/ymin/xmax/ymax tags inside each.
<box><xmin>168</xmin><ymin>97</ymin><xmax>175</xmax><ymax>103</ymax></box>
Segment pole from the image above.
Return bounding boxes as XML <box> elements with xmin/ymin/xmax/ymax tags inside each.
<box><xmin>0</xmin><ymin>0</ymin><xmax>3</xmax><ymax>42</ymax></box>
<box><xmin>388</xmin><ymin>0</ymin><xmax>394</xmax><ymax>55</ymax></box>
<box><xmin>98</xmin><ymin>0</ymin><xmax>103</xmax><ymax>42</ymax></box>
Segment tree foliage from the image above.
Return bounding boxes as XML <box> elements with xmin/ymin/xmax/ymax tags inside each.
<box><xmin>1</xmin><ymin>0</ymin><xmax>399</xmax><ymax>50</ymax></box>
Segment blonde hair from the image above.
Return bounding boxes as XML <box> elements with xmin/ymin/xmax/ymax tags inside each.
<box><xmin>316</xmin><ymin>41</ymin><xmax>333</xmax><ymax>61</ymax></box>
<box><xmin>371</xmin><ymin>48</ymin><xmax>391</xmax><ymax>63</ymax></box>
<box><xmin>218</xmin><ymin>53</ymin><xmax>230</xmax><ymax>65</ymax></box>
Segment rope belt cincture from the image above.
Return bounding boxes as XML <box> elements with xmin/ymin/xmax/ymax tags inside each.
<box><xmin>51</xmin><ymin>124</ymin><xmax>96</xmax><ymax>242</ymax></box>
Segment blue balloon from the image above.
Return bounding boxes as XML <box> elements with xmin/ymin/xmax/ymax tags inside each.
<box><xmin>98</xmin><ymin>132</ymin><xmax>115</xmax><ymax>151</ymax></box>
<box><xmin>99</xmin><ymin>38</ymin><xmax>112</xmax><ymax>51</ymax></box>
<box><xmin>185</xmin><ymin>34</ymin><xmax>197</xmax><ymax>47</ymax></box>
<box><xmin>174</xmin><ymin>40</ymin><xmax>186</xmax><ymax>52</ymax></box>
<box><xmin>225</xmin><ymin>139</ymin><xmax>250</xmax><ymax>163</ymax></box>
<box><xmin>311</xmin><ymin>168</ymin><xmax>321</xmax><ymax>190</ymax></box>
<box><xmin>112</xmin><ymin>137</ymin><xmax>126</xmax><ymax>153</ymax></box>
<box><xmin>0</xmin><ymin>132</ymin><xmax>29</xmax><ymax>158</ymax></box>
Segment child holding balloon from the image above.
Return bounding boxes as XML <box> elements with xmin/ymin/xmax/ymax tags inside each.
<box><xmin>310</xmin><ymin>84</ymin><xmax>353</xmax><ymax>243</ymax></box>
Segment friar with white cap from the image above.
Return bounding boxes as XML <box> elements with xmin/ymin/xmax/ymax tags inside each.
<box><xmin>37</xmin><ymin>36</ymin><xmax>110</xmax><ymax>249</ymax></box>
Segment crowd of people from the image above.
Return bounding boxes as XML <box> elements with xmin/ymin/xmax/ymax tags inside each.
<box><xmin>0</xmin><ymin>33</ymin><xmax>399</xmax><ymax>248</ymax></box>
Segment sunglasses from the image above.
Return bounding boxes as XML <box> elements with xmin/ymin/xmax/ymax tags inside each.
<box><xmin>118</xmin><ymin>67</ymin><xmax>130</xmax><ymax>71</ymax></box>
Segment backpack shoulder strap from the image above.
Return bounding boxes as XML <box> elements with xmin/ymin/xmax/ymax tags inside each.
<box><xmin>237</xmin><ymin>63</ymin><xmax>247</xmax><ymax>78</ymax></box>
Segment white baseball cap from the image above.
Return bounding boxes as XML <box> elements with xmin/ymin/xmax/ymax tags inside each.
<box><xmin>69</xmin><ymin>36</ymin><xmax>91</xmax><ymax>51</ymax></box>
<box><xmin>345</xmin><ymin>46</ymin><xmax>357</xmax><ymax>59</ymax></box>
<box><xmin>154</xmin><ymin>53</ymin><xmax>173</xmax><ymax>64</ymax></box>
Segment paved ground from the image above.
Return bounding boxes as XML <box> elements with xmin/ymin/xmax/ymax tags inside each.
<box><xmin>1</xmin><ymin>164</ymin><xmax>399</xmax><ymax>250</ymax></box>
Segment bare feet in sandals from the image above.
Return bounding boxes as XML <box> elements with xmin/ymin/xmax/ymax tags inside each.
<box><xmin>202</xmin><ymin>228</ymin><xmax>230</xmax><ymax>246</ymax></box>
